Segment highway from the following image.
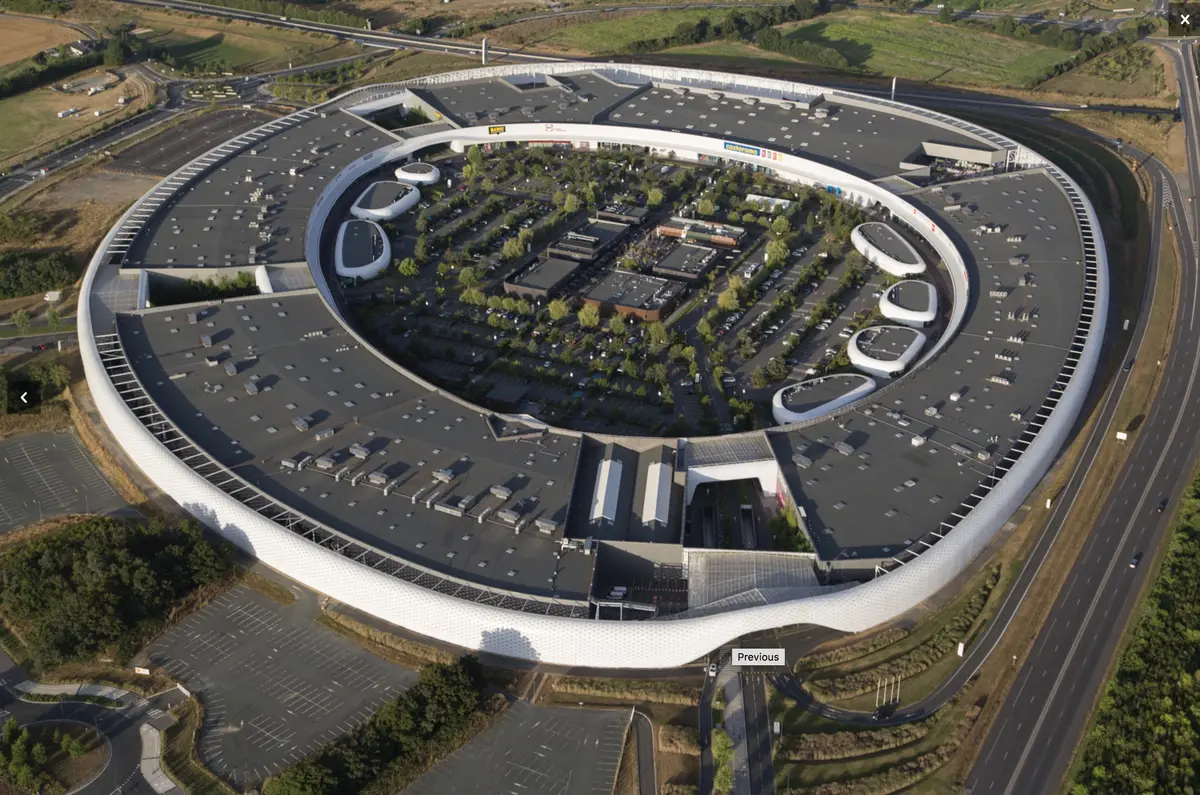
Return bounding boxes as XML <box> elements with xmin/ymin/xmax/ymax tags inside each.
<box><xmin>964</xmin><ymin>40</ymin><xmax>1200</xmax><ymax>795</ymax></box>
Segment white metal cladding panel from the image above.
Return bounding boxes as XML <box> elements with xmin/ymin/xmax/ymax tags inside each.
<box><xmin>591</xmin><ymin>458</ymin><xmax>623</xmax><ymax>523</ymax></box>
<box><xmin>880</xmin><ymin>282</ymin><xmax>938</xmax><ymax>327</ymax></box>
<box><xmin>643</xmin><ymin>461</ymin><xmax>672</xmax><ymax>527</ymax></box>
<box><xmin>79</xmin><ymin>81</ymin><xmax>1105</xmax><ymax>666</ymax></box>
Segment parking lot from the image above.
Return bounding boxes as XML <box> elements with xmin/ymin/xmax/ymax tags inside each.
<box><xmin>0</xmin><ymin>430</ymin><xmax>124</xmax><ymax>532</ymax></box>
<box><xmin>146</xmin><ymin>585</ymin><xmax>415</xmax><ymax>787</ymax></box>
<box><xmin>402</xmin><ymin>700</ymin><xmax>628</xmax><ymax>795</ymax></box>
<box><xmin>108</xmin><ymin>109</ymin><xmax>270</xmax><ymax>176</ymax></box>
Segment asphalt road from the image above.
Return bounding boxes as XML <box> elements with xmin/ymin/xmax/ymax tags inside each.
<box><xmin>964</xmin><ymin>43</ymin><xmax>1200</xmax><ymax>795</ymax></box>
<box><xmin>0</xmin><ymin>649</ymin><xmax>182</xmax><ymax>795</ymax></box>
<box><xmin>742</xmin><ymin>675</ymin><xmax>776</xmax><ymax>795</ymax></box>
<box><xmin>633</xmin><ymin>710</ymin><xmax>657</xmax><ymax>795</ymax></box>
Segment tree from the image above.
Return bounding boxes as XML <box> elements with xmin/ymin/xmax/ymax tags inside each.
<box><xmin>548</xmin><ymin>299</ymin><xmax>570</xmax><ymax>322</ymax></box>
<box><xmin>578</xmin><ymin>303</ymin><xmax>601</xmax><ymax>328</ymax></box>
<box><xmin>647</xmin><ymin>322</ymin><xmax>669</xmax><ymax>347</ymax></box>
<box><xmin>563</xmin><ymin>193</ymin><xmax>582</xmax><ymax>214</ymax></box>
<box><xmin>717</xmin><ymin>287</ymin><xmax>740</xmax><ymax>312</ymax></box>
<box><xmin>457</xmin><ymin>267</ymin><xmax>481</xmax><ymax>288</ymax></box>
<box><xmin>397</xmin><ymin>257</ymin><xmax>419</xmax><ymax>277</ymax></box>
<box><xmin>771</xmin><ymin>215</ymin><xmax>791</xmax><ymax>236</ymax></box>
<box><xmin>647</xmin><ymin>187</ymin><xmax>665</xmax><ymax>207</ymax></box>
<box><xmin>696</xmin><ymin>317</ymin><xmax>714</xmax><ymax>341</ymax></box>
<box><xmin>765</xmin><ymin>239</ymin><xmax>790</xmax><ymax>266</ymax></box>
<box><xmin>609</xmin><ymin>315</ymin><xmax>626</xmax><ymax>336</ymax></box>
<box><xmin>697</xmin><ymin>197</ymin><xmax>716</xmax><ymax>217</ymax></box>
<box><xmin>44</xmin><ymin>304</ymin><xmax>61</xmax><ymax>332</ymax></box>
<box><xmin>938</xmin><ymin>2</ymin><xmax>953</xmax><ymax>22</ymax></box>
<box><xmin>30</xmin><ymin>361</ymin><xmax>70</xmax><ymax>393</ymax></box>
<box><xmin>10</xmin><ymin>309</ymin><xmax>29</xmax><ymax>335</ymax></box>
<box><xmin>750</xmin><ymin>368</ymin><xmax>768</xmax><ymax>389</ymax></box>
<box><xmin>712</xmin><ymin>727</ymin><xmax>735</xmax><ymax>794</ymax></box>
<box><xmin>466</xmin><ymin>145</ymin><xmax>484</xmax><ymax>171</ymax></box>
<box><xmin>103</xmin><ymin>37</ymin><xmax>126</xmax><ymax>67</ymax></box>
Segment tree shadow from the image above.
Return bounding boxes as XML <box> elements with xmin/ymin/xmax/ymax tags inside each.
<box><xmin>787</xmin><ymin>21</ymin><xmax>874</xmax><ymax>69</ymax></box>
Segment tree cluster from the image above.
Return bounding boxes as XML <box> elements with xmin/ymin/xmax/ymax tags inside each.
<box><xmin>0</xmin><ymin>251</ymin><xmax>72</xmax><ymax>300</ymax></box>
<box><xmin>754</xmin><ymin>27</ymin><xmax>850</xmax><ymax>69</ymax></box>
<box><xmin>180</xmin><ymin>0</ymin><xmax>363</xmax><ymax>26</ymax></box>
<box><xmin>265</xmin><ymin>658</ymin><xmax>485</xmax><ymax>795</ymax></box>
<box><xmin>623</xmin><ymin>1</ymin><xmax>828</xmax><ymax>53</ymax></box>
<box><xmin>0</xmin><ymin>213</ymin><xmax>44</xmax><ymax>245</ymax></box>
<box><xmin>148</xmin><ymin>270</ymin><xmax>257</xmax><ymax>306</ymax></box>
<box><xmin>0</xmin><ymin>517</ymin><xmax>229</xmax><ymax>668</ymax></box>
<box><xmin>0</xmin><ymin>50</ymin><xmax>103</xmax><ymax>102</ymax></box>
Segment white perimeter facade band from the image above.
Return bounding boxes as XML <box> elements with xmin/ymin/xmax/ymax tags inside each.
<box><xmin>81</xmin><ymin>63</ymin><xmax>1107</xmax><ymax>669</ymax></box>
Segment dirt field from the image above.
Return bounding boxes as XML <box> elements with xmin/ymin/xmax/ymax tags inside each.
<box><xmin>0</xmin><ymin>170</ymin><xmax>155</xmax><ymax>279</ymax></box>
<box><xmin>0</xmin><ymin>15</ymin><xmax>79</xmax><ymax>68</ymax></box>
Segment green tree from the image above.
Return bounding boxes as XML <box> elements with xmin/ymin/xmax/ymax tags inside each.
<box><xmin>466</xmin><ymin>145</ymin><xmax>484</xmax><ymax>171</ymax></box>
<box><xmin>771</xmin><ymin>215</ymin><xmax>791</xmax><ymax>236</ymax></box>
<box><xmin>103</xmin><ymin>37</ymin><xmax>126</xmax><ymax>66</ymax></box>
<box><xmin>717</xmin><ymin>287</ymin><xmax>740</xmax><ymax>312</ymax></box>
<box><xmin>563</xmin><ymin>193</ymin><xmax>582</xmax><ymax>214</ymax></box>
<box><xmin>578</xmin><ymin>303</ymin><xmax>601</xmax><ymax>328</ymax></box>
<box><xmin>766</xmin><ymin>239</ymin><xmax>790</xmax><ymax>266</ymax></box>
<box><xmin>10</xmin><ymin>309</ymin><xmax>29</xmax><ymax>335</ymax></box>
<box><xmin>938</xmin><ymin>3</ymin><xmax>953</xmax><ymax>22</ymax></box>
<box><xmin>44</xmin><ymin>304</ymin><xmax>61</xmax><ymax>332</ymax></box>
<box><xmin>458</xmin><ymin>267</ymin><xmax>481</xmax><ymax>288</ymax></box>
<box><xmin>713</xmin><ymin>727</ymin><xmax>735</xmax><ymax>794</ymax></box>
<box><xmin>609</xmin><ymin>315</ymin><xmax>626</xmax><ymax>336</ymax></box>
<box><xmin>397</xmin><ymin>257</ymin><xmax>419</xmax><ymax>277</ymax></box>
<box><xmin>647</xmin><ymin>187</ymin><xmax>665</xmax><ymax>207</ymax></box>
<box><xmin>697</xmin><ymin>197</ymin><xmax>715</xmax><ymax>217</ymax></box>
<box><xmin>696</xmin><ymin>317</ymin><xmax>714</xmax><ymax>341</ymax></box>
<box><xmin>548</xmin><ymin>299</ymin><xmax>570</xmax><ymax>322</ymax></box>
<box><xmin>750</xmin><ymin>367</ymin><xmax>768</xmax><ymax>389</ymax></box>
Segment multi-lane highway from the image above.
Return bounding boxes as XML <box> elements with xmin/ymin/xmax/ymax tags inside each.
<box><xmin>965</xmin><ymin>40</ymin><xmax>1200</xmax><ymax>795</ymax></box>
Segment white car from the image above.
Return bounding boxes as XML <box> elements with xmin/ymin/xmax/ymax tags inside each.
<box><xmin>708</xmin><ymin>663</ymin><xmax>718</xmax><ymax>677</ymax></box>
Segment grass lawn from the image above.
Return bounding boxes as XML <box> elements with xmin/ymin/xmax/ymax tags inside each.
<box><xmin>477</xmin><ymin>8</ymin><xmax>720</xmax><ymax>54</ymax></box>
<box><xmin>1039</xmin><ymin>44</ymin><xmax>1168</xmax><ymax>100</ymax></box>
<box><xmin>776</xmin><ymin>11</ymin><xmax>1075</xmax><ymax>87</ymax></box>
<box><xmin>656</xmin><ymin>40</ymin><xmax>807</xmax><ymax>70</ymax></box>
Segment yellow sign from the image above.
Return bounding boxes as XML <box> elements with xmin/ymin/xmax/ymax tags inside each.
<box><xmin>488</xmin><ymin>125</ymin><xmax>506</xmax><ymax>135</ymax></box>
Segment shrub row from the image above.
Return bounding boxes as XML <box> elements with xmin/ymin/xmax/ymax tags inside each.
<box><xmin>809</xmin><ymin>566</ymin><xmax>1001</xmax><ymax>699</ymax></box>
<box><xmin>659</xmin><ymin>725</ymin><xmax>701</xmax><ymax>756</ymax></box>
<box><xmin>550</xmin><ymin>676</ymin><xmax>701</xmax><ymax>706</ymax></box>
<box><xmin>776</xmin><ymin>700</ymin><xmax>955</xmax><ymax>762</ymax></box>
<box><xmin>798</xmin><ymin>626</ymin><xmax>912</xmax><ymax>671</ymax></box>
<box><xmin>0</xmin><ymin>51</ymin><xmax>103</xmax><ymax>102</ymax></box>
<box><xmin>782</xmin><ymin>705</ymin><xmax>982</xmax><ymax>794</ymax></box>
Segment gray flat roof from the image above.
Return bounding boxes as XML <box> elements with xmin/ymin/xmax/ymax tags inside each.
<box><xmin>856</xmin><ymin>326</ymin><xmax>922</xmax><ymax>362</ymax></box>
<box><xmin>411</xmin><ymin>72</ymin><xmax>636</xmax><ymax>127</ymax></box>
<box><xmin>511</xmin><ymin>257</ymin><xmax>582</xmax><ymax>292</ymax></box>
<box><xmin>891</xmin><ymin>280</ymin><xmax>935</xmax><ymax>312</ymax></box>
<box><xmin>771</xmin><ymin>169</ymin><xmax>1084</xmax><ymax>561</ymax></box>
<box><xmin>123</xmin><ymin>111</ymin><xmax>396</xmax><ymax>269</ymax></box>
<box><xmin>356</xmin><ymin>181</ymin><xmax>415</xmax><ymax>210</ymax></box>
<box><xmin>117</xmin><ymin>292</ymin><xmax>593</xmax><ymax>599</ymax></box>
<box><xmin>585</xmin><ymin>270</ymin><xmax>681</xmax><ymax>310</ymax></box>
<box><xmin>858</xmin><ymin>222</ymin><xmax>921</xmax><ymax>265</ymax></box>
<box><xmin>654</xmin><ymin>243</ymin><xmax>716</xmax><ymax>276</ymax></box>
<box><xmin>781</xmin><ymin>374</ymin><xmax>872</xmax><ymax>414</ymax></box>
<box><xmin>341</xmin><ymin>220</ymin><xmax>384</xmax><ymax>269</ymax></box>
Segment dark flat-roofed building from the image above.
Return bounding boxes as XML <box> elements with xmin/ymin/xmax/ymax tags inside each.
<box><xmin>406</xmin><ymin>72</ymin><xmax>638</xmax><ymax>128</ymax></box>
<box><xmin>652</xmin><ymin>242</ymin><xmax>718</xmax><ymax>282</ymax></box>
<box><xmin>548</xmin><ymin>219</ymin><xmax>630</xmax><ymax>263</ymax></box>
<box><xmin>503</xmin><ymin>257</ymin><xmax>582</xmax><ymax>300</ymax></box>
<box><xmin>597</xmin><ymin>204</ymin><xmax>650</xmax><ymax>226</ymax></box>
<box><xmin>121</xmin><ymin>111</ymin><xmax>396</xmax><ymax>270</ymax></box>
<box><xmin>583</xmin><ymin>270</ymin><xmax>683</xmax><ymax>322</ymax></box>
<box><xmin>115</xmin><ymin>291</ymin><xmax>593</xmax><ymax>600</ymax></box>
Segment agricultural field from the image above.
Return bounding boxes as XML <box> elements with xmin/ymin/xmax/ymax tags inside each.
<box><xmin>467</xmin><ymin>8</ymin><xmax>719</xmax><ymax>53</ymax></box>
<box><xmin>1038</xmin><ymin>44</ymin><xmax>1169</xmax><ymax>100</ymax></box>
<box><xmin>0</xmin><ymin>15</ymin><xmax>79</xmax><ymax>71</ymax></box>
<box><xmin>0</xmin><ymin>70</ymin><xmax>151</xmax><ymax>169</ymax></box>
<box><xmin>775</xmin><ymin>11</ymin><xmax>1076</xmax><ymax>87</ymax></box>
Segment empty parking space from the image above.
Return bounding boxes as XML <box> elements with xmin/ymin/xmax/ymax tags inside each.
<box><xmin>0</xmin><ymin>431</ymin><xmax>124</xmax><ymax>531</ymax></box>
<box><xmin>147</xmin><ymin>584</ymin><xmax>415</xmax><ymax>787</ymax></box>
<box><xmin>402</xmin><ymin>701</ymin><xmax>628</xmax><ymax>795</ymax></box>
<box><xmin>109</xmin><ymin>109</ymin><xmax>270</xmax><ymax>176</ymax></box>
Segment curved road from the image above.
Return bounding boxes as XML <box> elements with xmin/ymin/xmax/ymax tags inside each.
<box><xmin>0</xmin><ymin>651</ymin><xmax>182</xmax><ymax>795</ymax></box>
<box><xmin>632</xmin><ymin>710</ymin><xmax>656</xmax><ymax>795</ymax></box>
